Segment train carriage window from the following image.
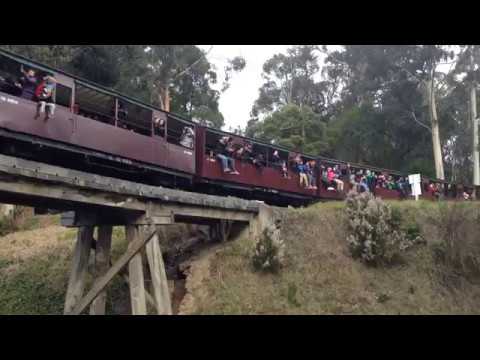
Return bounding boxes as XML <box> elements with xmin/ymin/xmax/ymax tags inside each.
<box><xmin>166</xmin><ymin>115</ymin><xmax>194</xmax><ymax>148</ymax></box>
<box><xmin>117</xmin><ymin>100</ymin><xmax>152</xmax><ymax>136</ymax></box>
<box><xmin>75</xmin><ymin>83</ymin><xmax>115</xmax><ymax>125</ymax></box>
<box><xmin>0</xmin><ymin>55</ymin><xmax>23</xmax><ymax>96</ymax></box>
<box><xmin>55</xmin><ymin>83</ymin><xmax>72</xmax><ymax>108</ymax></box>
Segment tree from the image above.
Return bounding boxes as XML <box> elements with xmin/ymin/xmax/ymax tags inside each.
<box><xmin>251</xmin><ymin>45</ymin><xmax>328</xmax><ymax>117</ymax></box>
<box><xmin>248</xmin><ymin>104</ymin><xmax>328</xmax><ymax>154</ymax></box>
<box><xmin>323</xmin><ymin>45</ymin><xmax>456</xmax><ymax>178</ymax></box>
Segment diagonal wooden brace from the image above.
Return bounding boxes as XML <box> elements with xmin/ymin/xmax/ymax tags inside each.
<box><xmin>66</xmin><ymin>228</ymin><xmax>156</xmax><ymax>315</ymax></box>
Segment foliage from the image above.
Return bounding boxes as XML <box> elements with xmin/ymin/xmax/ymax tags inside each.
<box><xmin>344</xmin><ymin>192</ymin><xmax>416</xmax><ymax>265</ymax></box>
<box><xmin>247</xmin><ymin>45</ymin><xmax>478</xmax><ymax>179</ymax></box>
<box><xmin>247</xmin><ymin>104</ymin><xmax>328</xmax><ymax>154</ymax></box>
<box><xmin>432</xmin><ymin>202</ymin><xmax>480</xmax><ymax>281</ymax></box>
<box><xmin>252</xmin><ymin>225</ymin><xmax>285</xmax><ymax>273</ymax></box>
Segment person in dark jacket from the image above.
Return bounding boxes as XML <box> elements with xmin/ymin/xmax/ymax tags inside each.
<box><xmin>19</xmin><ymin>65</ymin><xmax>38</xmax><ymax>101</ymax></box>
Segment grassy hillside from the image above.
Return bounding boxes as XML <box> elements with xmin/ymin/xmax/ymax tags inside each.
<box><xmin>1</xmin><ymin>200</ymin><xmax>480</xmax><ymax>315</ymax></box>
<box><xmin>0</xmin><ymin>216</ymin><xmax>197</xmax><ymax>315</ymax></box>
<box><xmin>185</xmin><ymin>200</ymin><xmax>480</xmax><ymax>315</ymax></box>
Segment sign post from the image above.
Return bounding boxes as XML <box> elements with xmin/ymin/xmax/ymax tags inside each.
<box><xmin>408</xmin><ymin>174</ymin><xmax>422</xmax><ymax>201</ymax></box>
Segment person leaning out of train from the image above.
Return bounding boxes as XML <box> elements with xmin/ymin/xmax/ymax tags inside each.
<box><xmin>154</xmin><ymin>116</ymin><xmax>166</xmax><ymax>137</ymax></box>
<box><xmin>215</xmin><ymin>136</ymin><xmax>239</xmax><ymax>175</ymax></box>
<box><xmin>179</xmin><ymin>126</ymin><xmax>195</xmax><ymax>149</ymax></box>
<box><xmin>34</xmin><ymin>75</ymin><xmax>57</xmax><ymax>120</ymax></box>
<box><xmin>18</xmin><ymin>65</ymin><xmax>38</xmax><ymax>101</ymax></box>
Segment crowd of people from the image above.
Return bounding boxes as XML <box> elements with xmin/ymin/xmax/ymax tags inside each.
<box><xmin>209</xmin><ymin>136</ymin><xmax>473</xmax><ymax>199</ymax></box>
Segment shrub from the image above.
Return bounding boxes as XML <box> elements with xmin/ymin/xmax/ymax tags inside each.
<box><xmin>432</xmin><ymin>202</ymin><xmax>480</xmax><ymax>281</ymax></box>
<box><xmin>252</xmin><ymin>223</ymin><xmax>285</xmax><ymax>273</ymax></box>
<box><xmin>344</xmin><ymin>192</ymin><xmax>415</xmax><ymax>265</ymax></box>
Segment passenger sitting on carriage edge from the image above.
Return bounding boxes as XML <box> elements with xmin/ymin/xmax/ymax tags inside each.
<box><xmin>397</xmin><ymin>177</ymin><xmax>408</xmax><ymax>198</ymax></box>
<box><xmin>273</xmin><ymin>150</ymin><xmax>288</xmax><ymax>178</ymax></box>
<box><xmin>366</xmin><ymin>170</ymin><xmax>376</xmax><ymax>193</ymax></box>
<box><xmin>215</xmin><ymin>136</ymin><xmax>239</xmax><ymax>175</ymax></box>
<box><xmin>19</xmin><ymin>65</ymin><xmax>38</xmax><ymax>101</ymax></box>
<box><xmin>333</xmin><ymin>165</ymin><xmax>344</xmax><ymax>191</ymax></box>
<box><xmin>34</xmin><ymin>75</ymin><xmax>57</xmax><ymax>120</ymax></box>
<box><xmin>327</xmin><ymin>167</ymin><xmax>337</xmax><ymax>191</ymax></box>
<box><xmin>307</xmin><ymin>160</ymin><xmax>317</xmax><ymax>189</ymax></box>
<box><xmin>298</xmin><ymin>160</ymin><xmax>309</xmax><ymax>188</ymax></box>
<box><xmin>253</xmin><ymin>152</ymin><xmax>266</xmax><ymax>169</ymax></box>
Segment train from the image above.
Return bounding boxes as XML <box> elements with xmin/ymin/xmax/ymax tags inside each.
<box><xmin>0</xmin><ymin>48</ymin><xmax>475</xmax><ymax>207</ymax></box>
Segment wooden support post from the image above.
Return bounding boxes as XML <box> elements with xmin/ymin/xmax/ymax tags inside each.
<box><xmin>145</xmin><ymin>227</ymin><xmax>172</xmax><ymax>315</ymax></box>
<box><xmin>67</xmin><ymin>228</ymin><xmax>156</xmax><ymax>315</ymax></box>
<box><xmin>126</xmin><ymin>225</ymin><xmax>147</xmax><ymax>315</ymax></box>
<box><xmin>90</xmin><ymin>226</ymin><xmax>113</xmax><ymax>315</ymax></box>
<box><xmin>64</xmin><ymin>226</ymin><xmax>94</xmax><ymax>314</ymax></box>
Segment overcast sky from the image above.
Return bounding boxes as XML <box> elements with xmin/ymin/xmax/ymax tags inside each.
<box><xmin>198</xmin><ymin>45</ymin><xmax>291</xmax><ymax>131</ymax></box>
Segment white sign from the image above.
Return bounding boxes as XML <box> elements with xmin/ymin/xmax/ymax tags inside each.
<box><xmin>408</xmin><ymin>174</ymin><xmax>422</xmax><ymax>200</ymax></box>
<box><xmin>408</xmin><ymin>174</ymin><xmax>421</xmax><ymax>185</ymax></box>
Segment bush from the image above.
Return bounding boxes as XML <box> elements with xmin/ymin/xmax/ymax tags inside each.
<box><xmin>432</xmin><ymin>202</ymin><xmax>480</xmax><ymax>281</ymax></box>
<box><xmin>344</xmin><ymin>192</ymin><xmax>415</xmax><ymax>265</ymax></box>
<box><xmin>252</xmin><ymin>223</ymin><xmax>285</xmax><ymax>273</ymax></box>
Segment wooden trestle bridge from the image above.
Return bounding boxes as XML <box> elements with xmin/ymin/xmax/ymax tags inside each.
<box><xmin>0</xmin><ymin>154</ymin><xmax>279</xmax><ymax>315</ymax></box>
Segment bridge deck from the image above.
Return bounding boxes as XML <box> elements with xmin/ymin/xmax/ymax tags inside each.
<box><xmin>0</xmin><ymin>154</ymin><xmax>261</xmax><ymax>225</ymax></box>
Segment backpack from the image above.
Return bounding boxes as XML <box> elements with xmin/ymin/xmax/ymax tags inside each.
<box><xmin>35</xmin><ymin>81</ymin><xmax>53</xmax><ymax>100</ymax></box>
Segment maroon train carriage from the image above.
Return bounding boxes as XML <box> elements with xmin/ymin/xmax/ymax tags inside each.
<box><xmin>0</xmin><ymin>48</ymin><xmax>476</xmax><ymax>206</ymax></box>
<box><xmin>194</xmin><ymin>126</ymin><xmax>323</xmax><ymax>204</ymax></box>
<box><xmin>0</xmin><ymin>49</ymin><xmax>197</xmax><ymax>190</ymax></box>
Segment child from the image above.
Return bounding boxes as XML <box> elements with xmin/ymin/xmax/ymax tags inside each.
<box><xmin>34</xmin><ymin>75</ymin><xmax>57</xmax><ymax>120</ymax></box>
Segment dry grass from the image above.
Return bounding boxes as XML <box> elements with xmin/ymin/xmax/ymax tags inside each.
<box><xmin>0</xmin><ymin>212</ymin><xmax>208</xmax><ymax>315</ymax></box>
<box><xmin>187</xmin><ymin>200</ymin><xmax>480</xmax><ymax>315</ymax></box>
<box><xmin>0</xmin><ymin>215</ymin><xmax>134</xmax><ymax>315</ymax></box>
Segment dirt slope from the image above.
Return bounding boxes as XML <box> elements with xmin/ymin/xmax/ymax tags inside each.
<box><xmin>180</xmin><ymin>201</ymin><xmax>480</xmax><ymax>315</ymax></box>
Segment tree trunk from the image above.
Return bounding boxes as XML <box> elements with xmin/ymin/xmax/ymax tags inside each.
<box><xmin>164</xmin><ymin>86</ymin><xmax>170</xmax><ymax>112</ymax></box>
<box><xmin>425</xmin><ymin>74</ymin><xmax>445</xmax><ymax>180</ymax></box>
<box><xmin>470</xmin><ymin>49</ymin><xmax>479</xmax><ymax>194</ymax></box>
<box><xmin>158</xmin><ymin>86</ymin><xmax>171</xmax><ymax>112</ymax></box>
